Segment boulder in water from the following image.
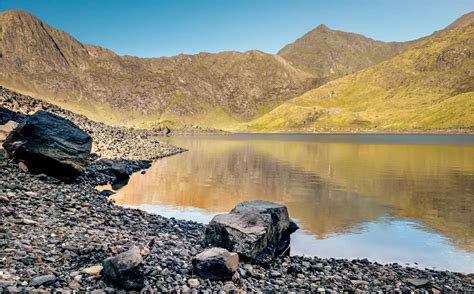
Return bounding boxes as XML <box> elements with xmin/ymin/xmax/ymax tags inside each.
<box><xmin>204</xmin><ymin>200</ymin><xmax>297</xmax><ymax>263</ymax></box>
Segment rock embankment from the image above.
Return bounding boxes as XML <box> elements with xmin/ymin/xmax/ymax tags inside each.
<box><xmin>0</xmin><ymin>87</ymin><xmax>184</xmax><ymax>161</ymax></box>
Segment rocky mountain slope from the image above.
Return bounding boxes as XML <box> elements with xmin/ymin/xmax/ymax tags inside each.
<box><xmin>0</xmin><ymin>10</ymin><xmax>317</xmax><ymax>127</ymax></box>
<box><xmin>276</xmin><ymin>12</ymin><xmax>474</xmax><ymax>82</ymax></box>
<box><xmin>246</xmin><ymin>23</ymin><xmax>474</xmax><ymax>131</ymax></box>
<box><xmin>278</xmin><ymin>25</ymin><xmax>409</xmax><ymax>80</ymax></box>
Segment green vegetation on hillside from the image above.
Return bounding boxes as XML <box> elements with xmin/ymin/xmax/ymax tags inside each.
<box><xmin>244</xmin><ymin>24</ymin><xmax>474</xmax><ymax>132</ymax></box>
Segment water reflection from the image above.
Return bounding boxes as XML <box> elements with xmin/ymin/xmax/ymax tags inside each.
<box><xmin>111</xmin><ymin>134</ymin><xmax>474</xmax><ymax>272</ymax></box>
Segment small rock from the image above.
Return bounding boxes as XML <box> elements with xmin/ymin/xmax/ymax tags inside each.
<box><xmin>82</xmin><ymin>265</ymin><xmax>103</xmax><ymax>276</ymax></box>
<box><xmin>29</xmin><ymin>274</ymin><xmax>56</xmax><ymax>287</ymax></box>
<box><xmin>187</xmin><ymin>278</ymin><xmax>200</xmax><ymax>288</ymax></box>
<box><xmin>192</xmin><ymin>247</ymin><xmax>239</xmax><ymax>281</ymax></box>
<box><xmin>406</xmin><ymin>278</ymin><xmax>430</xmax><ymax>288</ymax></box>
<box><xmin>271</xmin><ymin>271</ymin><xmax>282</xmax><ymax>278</ymax></box>
<box><xmin>68</xmin><ymin>280</ymin><xmax>82</xmax><ymax>290</ymax></box>
<box><xmin>102</xmin><ymin>245</ymin><xmax>144</xmax><ymax>290</ymax></box>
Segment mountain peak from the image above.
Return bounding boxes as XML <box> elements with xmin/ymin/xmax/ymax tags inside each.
<box><xmin>0</xmin><ymin>9</ymin><xmax>39</xmax><ymax>22</ymax></box>
<box><xmin>278</xmin><ymin>23</ymin><xmax>408</xmax><ymax>78</ymax></box>
<box><xmin>315</xmin><ymin>24</ymin><xmax>330</xmax><ymax>31</ymax></box>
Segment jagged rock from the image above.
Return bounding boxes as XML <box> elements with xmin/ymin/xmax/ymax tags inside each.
<box><xmin>2</xmin><ymin>111</ymin><xmax>92</xmax><ymax>182</ymax></box>
<box><xmin>204</xmin><ymin>201</ymin><xmax>296</xmax><ymax>263</ymax></box>
<box><xmin>102</xmin><ymin>246</ymin><xmax>144</xmax><ymax>290</ymax></box>
<box><xmin>192</xmin><ymin>247</ymin><xmax>239</xmax><ymax>281</ymax></box>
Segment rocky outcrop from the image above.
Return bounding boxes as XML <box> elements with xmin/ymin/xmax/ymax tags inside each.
<box><xmin>192</xmin><ymin>247</ymin><xmax>239</xmax><ymax>281</ymax></box>
<box><xmin>2</xmin><ymin>111</ymin><xmax>92</xmax><ymax>182</ymax></box>
<box><xmin>204</xmin><ymin>201</ymin><xmax>297</xmax><ymax>263</ymax></box>
<box><xmin>102</xmin><ymin>246</ymin><xmax>144</xmax><ymax>290</ymax></box>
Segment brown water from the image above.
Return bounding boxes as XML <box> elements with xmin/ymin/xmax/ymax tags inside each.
<box><xmin>109</xmin><ymin>134</ymin><xmax>474</xmax><ymax>273</ymax></box>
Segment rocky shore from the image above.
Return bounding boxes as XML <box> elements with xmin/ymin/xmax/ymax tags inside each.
<box><xmin>1</xmin><ymin>87</ymin><xmax>473</xmax><ymax>292</ymax></box>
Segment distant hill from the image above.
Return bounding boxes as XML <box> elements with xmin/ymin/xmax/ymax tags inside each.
<box><xmin>0</xmin><ymin>10</ymin><xmax>317</xmax><ymax>127</ymax></box>
<box><xmin>245</xmin><ymin>22</ymin><xmax>474</xmax><ymax>132</ymax></box>
<box><xmin>278</xmin><ymin>24</ymin><xmax>410</xmax><ymax>80</ymax></box>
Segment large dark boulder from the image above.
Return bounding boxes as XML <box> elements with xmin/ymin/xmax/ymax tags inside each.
<box><xmin>0</xmin><ymin>107</ymin><xmax>26</xmax><ymax>124</ymax></box>
<box><xmin>102</xmin><ymin>246</ymin><xmax>144</xmax><ymax>290</ymax></box>
<box><xmin>192</xmin><ymin>247</ymin><xmax>239</xmax><ymax>281</ymax></box>
<box><xmin>2</xmin><ymin>111</ymin><xmax>92</xmax><ymax>182</ymax></box>
<box><xmin>204</xmin><ymin>200</ymin><xmax>297</xmax><ymax>263</ymax></box>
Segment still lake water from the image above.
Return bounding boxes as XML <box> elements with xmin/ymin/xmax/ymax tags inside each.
<box><xmin>111</xmin><ymin>134</ymin><xmax>474</xmax><ymax>273</ymax></box>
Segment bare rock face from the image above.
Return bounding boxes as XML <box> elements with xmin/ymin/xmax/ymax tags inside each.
<box><xmin>0</xmin><ymin>10</ymin><xmax>317</xmax><ymax>125</ymax></box>
<box><xmin>102</xmin><ymin>246</ymin><xmax>144</xmax><ymax>290</ymax></box>
<box><xmin>2</xmin><ymin>111</ymin><xmax>92</xmax><ymax>182</ymax></box>
<box><xmin>204</xmin><ymin>201</ymin><xmax>297</xmax><ymax>263</ymax></box>
<box><xmin>192</xmin><ymin>247</ymin><xmax>239</xmax><ymax>281</ymax></box>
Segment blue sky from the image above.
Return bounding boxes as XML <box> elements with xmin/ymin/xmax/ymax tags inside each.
<box><xmin>1</xmin><ymin>0</ymin><xmax>472</xmax><ymax>57</ymax></box>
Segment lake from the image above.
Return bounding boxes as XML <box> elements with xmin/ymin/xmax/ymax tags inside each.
<box><xmin>110</xmin><ymin>134</ymin><xmax>474</xmax><ymax>273</ymax></box>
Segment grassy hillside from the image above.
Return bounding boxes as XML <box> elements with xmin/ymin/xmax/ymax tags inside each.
<box><xmin>244</xmin><ymin>24</ymin><xmax>474</xmax><ymax>132</ymax></box>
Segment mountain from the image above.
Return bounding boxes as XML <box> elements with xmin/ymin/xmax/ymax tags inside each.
<box><xmin>245</xmin><ymin>22</ymin><xmax>474</xmax><ymax>132</ymax></box>
<box><xmin>0</xmin><ymin>10</ymin><xmax>317</xmax><ymax>127</ymax></box>
<box><xmin>443</xmin><ymin>11</ymin><xmax>474</xmax><ymax>31</ymax></box>
<box><xmin>277</xmin><ymin>24</ymin><xmax>410</xmax><ymax>80</ymax></box>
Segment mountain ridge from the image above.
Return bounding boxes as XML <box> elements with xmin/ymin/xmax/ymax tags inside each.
<box><xmin>245</xmin><ymin>23</ymin><xmax>474</xmax><ymax>132</ymax></box>
<box><xmin>0</xmin><ymin>9</ymin><xmax>473</xmax><ymax>131</ymax></box>
<box><xmin>0</xmin><ymin>10</ymin><xmax>318</xmax><ymax>127</ymax></box>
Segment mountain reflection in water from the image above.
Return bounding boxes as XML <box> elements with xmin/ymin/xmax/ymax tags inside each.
<box><xmin>109</xmin><ymin>134</ymin><xmax>474</xmax><ymax>273</ymax></box>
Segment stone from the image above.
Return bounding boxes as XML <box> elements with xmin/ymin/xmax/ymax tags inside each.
<box><xmin>18</xmin><ymin>162</ymin><xmax>28</xmax><ymax>172</ymax></box>
<box><xmin>29</xmin><ymin>274</ymin><xmax>56</xmax><ymax>287</ymax></box>
<box><xmin>0</xmin><ymin>280</ymin><xmax>16</xmax><ymax>287</ymax></box>
<box><xmin>351</xmin><ymin>280</ymin><xmax>370</xmax><ymax>286</ymax></box>
<box><xmin>82</xmin><ymin>265</ymin><xmax>103</xmax><ymax>276</ymax></box>
<box><xmin>102</xmin><ymin>246</ymin><xmax>144</xmax><ymax>290</ymax></box>
<box><xmin>187</xmin><ymin>278</ymin><xmax>200</xmax><ymax>288</ymax></box>
<box><xmin>0</xmin><ymin>120</ymin><xmax>18</xmax><ymax>141</ymax></box>
<box><xmin>99</xmin><ymin>189</ymin><xmax>115</xmax><ymax>197</ymax></box>
<box><xmin>192</xmin><ymin>247</ymin><xmax>239</xmax><ymax>281</ymax></box>
<box><xmin>98</xmin><ymin>159</ymin><xmax>130</xmax><ymax>187</ymax></box>
<box><xmin>204</xmin><ymin>201</ymin><xmax>293</xmax><ymax>263</ymax></box>
<box><xmin>2</xmin><ymin>111</ymin><xmax>92</xmax><ymax>182</ymax></box>
<box><xmin>406</xmin><ymin>278</ymin><xmax>431</xmax><ymax>288</ymax></box>
<box><xmin>68</xmin><ymin>280</ymin><xmax>82</xmax><ymax>290</ymax></box>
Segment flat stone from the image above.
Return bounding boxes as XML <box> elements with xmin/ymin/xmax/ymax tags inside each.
<box><xmin>407</xmin><ymin>278</ymin><xmax>431</xmax><ymax>287</ymax></box>
<box><xmin>82</xmin><ymin>265</ymin><xmax>103</xmax><ymax>276</ymax></box>
<box><xmin>29</xmin><ymin>274</ymin><xmax>56</xmax><ymax>287</ymax></box>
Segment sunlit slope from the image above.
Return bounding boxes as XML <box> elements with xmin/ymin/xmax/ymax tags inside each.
<box><xmin>245</xmin><ymin>24</ymin><xmax>474</xmax><ymax>132</ymax></box>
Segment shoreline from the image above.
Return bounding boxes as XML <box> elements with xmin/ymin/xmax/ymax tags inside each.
<box><xmin>1</xmin><ymin>88</ymin><xmax>473</xmax><ymax>292</ymax></box>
